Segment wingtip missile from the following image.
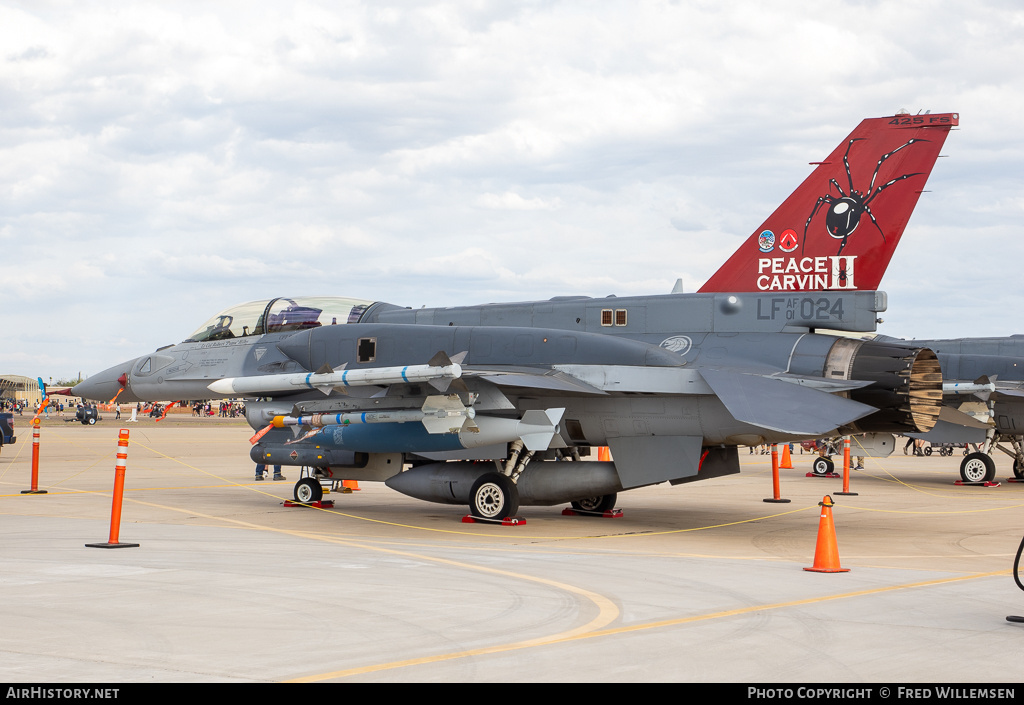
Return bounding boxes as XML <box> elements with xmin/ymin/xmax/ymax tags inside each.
<box><xmin>208</xmin><ymin>357</ymin><xmax>463</xmax><ymax>397</ymax></box>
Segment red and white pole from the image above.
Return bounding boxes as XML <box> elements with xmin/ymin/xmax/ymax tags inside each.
<box><xmin>21</xmin><ymin>418</ymin><xmax>47</xmax><ymax>495</ymax></box>
<box><xmin>87</xmin><ymin>429</ymin><xmax>139</xmax><ymax>549</ymax></box>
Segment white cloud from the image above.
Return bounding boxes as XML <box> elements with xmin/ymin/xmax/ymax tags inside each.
<box><xmin>0</xmin><ymin>0</ymin><xmax>1022</xmax><ymax>377</ymax></box>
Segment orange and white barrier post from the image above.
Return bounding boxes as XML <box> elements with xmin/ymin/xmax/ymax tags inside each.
<box><xmin>86</xmin><ymin>429</ymin><xmax>139</xmax><ymax>549</ymax></box>
<box><xmin>836</xmin><ymin>436</ymin><xmax>858</xmax><ymax>496</ymax></box>
<box><xmin>763</xmin><ymin>443</ymin><xmax>791</xmax><ymax>504</ymax></box>
<box><xmin>21</xmin><ymin>418</ymin><xmax>47</xmax><ymax>495</ymax></box>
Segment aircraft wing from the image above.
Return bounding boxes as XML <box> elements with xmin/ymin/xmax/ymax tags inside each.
<box><xmin>698</xmin><ymin>367</ymin><xmax>877</xmax><ymax>435</ymax></box>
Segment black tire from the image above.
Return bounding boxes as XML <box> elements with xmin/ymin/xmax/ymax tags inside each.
<box><xmin>570</xmin><ymin>494</ymin><xmax>617</xmax><ymax>513</ymax></box>
<box><xmin>924</xmin><ymin>446</ymin><xmax>932</xmax><ymax>456</ymax></box>
<box><xmin>811</xmin><ymin>457</ymin><xmax>835</xmax><ymax>477</ymax></box>
<box><xmin>1014</xmin><ymin>459</ymin><xmax>1024</xmax><ymax>480</ymax></box>
<box><xmin>469</xmin><ymin>473</ymin><xmax>519</xmax><ymax>520</ymax></box>
<box><xmin>294</xmin><ymin>477</ymin><xmax>323</xmax><ymax>503</ymax></box>
<box><xmin>87</xmin><ymin>417</ymin><xmax>97</xmax><ymax>425</ymax></box>
<box><xmin>960</xmin><ymin>452</ymin><xmax>996</xmax><ymax>483</ymax></box>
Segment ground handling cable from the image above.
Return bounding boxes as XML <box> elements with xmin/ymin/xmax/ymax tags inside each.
<box><xmin>1007</xmin><ymin>532</ymin><xmax>1024</xmax><ymax>624</ymax></box>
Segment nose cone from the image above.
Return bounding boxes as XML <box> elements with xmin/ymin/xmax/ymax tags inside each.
<box><xmin>73</xmin><ymin>358</ymin><xmax>143</xmax><ymax>403</ymax></box>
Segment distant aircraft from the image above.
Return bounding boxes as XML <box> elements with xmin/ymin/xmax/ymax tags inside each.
<box><xmin>73</xmin><ymin>113</ymin><xmax>956</xmax><ymax>518</ymax></box>
<box><xmin>874</xmin><ymin>334</ymin><xmax>1024</xmax><ymax>483</ymax></box>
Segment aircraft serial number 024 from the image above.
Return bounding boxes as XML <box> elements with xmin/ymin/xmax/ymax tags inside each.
<box><xmin>756</xmin><ymin>296</ymin><xmax>845</xmax><ymax>322</ymax></box>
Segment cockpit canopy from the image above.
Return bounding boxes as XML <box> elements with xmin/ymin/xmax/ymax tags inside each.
<box><xmin>184</xmin><ymin>296</ymin><xmax>375</xmax><ymax>343</ymax></box>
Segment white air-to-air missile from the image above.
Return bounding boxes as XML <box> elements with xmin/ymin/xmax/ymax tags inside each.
<box><xmin>272</xmin><ymin>394</ymin><xmax>476</xmax><ymax>436</ymax></box>
<box><xmin>210</xmin><ymin>352</ymin><xmax>465</xmax><ymax>396</ymax></box>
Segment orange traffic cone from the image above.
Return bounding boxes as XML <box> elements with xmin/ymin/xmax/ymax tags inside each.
<box><xmin>780</xmin><ymin>444</ymin><xmax>793</xmax><ymax>469</ymax></box>
<box><xmin>804</xmin><ymin>495</ymin><xmax>850</xmax><ymax>573</ymax></box>
<box><xmin>342</xmin><ymin>480</ymin><xmax>360</xmax><ymax>491</ymax></box>
<box><xmin>598</xmin><ymin>446</ymin><xmax>611</xmax><ymax>462</ymax></box>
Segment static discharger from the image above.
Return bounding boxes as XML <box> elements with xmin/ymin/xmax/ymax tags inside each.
<box><xmin>86</xmin><ymin>429</ymin><xmax>139</xmax><ymax>549</ymax></box>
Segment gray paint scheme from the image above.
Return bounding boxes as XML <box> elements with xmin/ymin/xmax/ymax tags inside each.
<box><xmin>73</xmin><ymin>290</ymin><xmax>937</xmax><ymax>511</ymax></box>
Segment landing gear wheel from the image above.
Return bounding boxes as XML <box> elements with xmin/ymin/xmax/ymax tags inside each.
<box><xmin>811</xmin><ymin>457</ymin><xmax>835</xmax><ymax>476</ymax></box>
<box><xmin>960</xmin><ymin>452</ymin><xmax>996</xmax><ymax>483</ymax></box>
<box><xmin>469</xmin><ymin>473</ymin><xmax>519</xmax><ymax>520</ymax></box>
<box><xmin>1014</xmin><ymin>459</ymin><xmax>1024</xmax><ymax>480</ymax></box>
<box><xmin>294</xmin><ymin>477</ymin><xmax>323</xmax><ymax>503</ymax></box>
<box><xmin>571</xmin><ymin>494</ymin><xmax>617</xmax><ymax>513</ymax></box>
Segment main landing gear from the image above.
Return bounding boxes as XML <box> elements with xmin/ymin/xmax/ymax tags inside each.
<box><xmin>959</xmin><ymin>452</ymin><xmax>997</xmax><ymax>484</ymax></box>
<box><xmin>468</xmin><ymin>472</ymin><xmax>519</xmax><ymax>520</ymax></box>
<box><xmin>810</xmin><ymin>456</ymin><xmax>837</xmax><ymax>477</ymax></box>
<box><xmin>294</xmin><ymin>477</ymin><xmax>324</xmax><ymax>504</ymax></box>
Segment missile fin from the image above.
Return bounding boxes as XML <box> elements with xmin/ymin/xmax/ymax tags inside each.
<box><xmin>518</xmin><ymin>408</ymin><xmax>565</xmax><ymax>451</ymax></box>
<box><xmin>428</xmin><ymin>377</ymin><xmax>452</xmax><ymax>392</ymax></box>
<box><xmin>427</xmin><ymin>351</ymin><xmax>452</xmax><ymax>367</ymax></box>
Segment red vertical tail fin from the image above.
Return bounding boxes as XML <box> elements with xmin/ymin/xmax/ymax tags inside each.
<box><xmin>698</xmin><ymin>112</ymin><xmax>958</xmax><ymax>293</ymax></box>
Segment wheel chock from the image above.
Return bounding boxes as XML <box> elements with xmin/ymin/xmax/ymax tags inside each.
<box><xmin>1006</xmin><ymin>477</ymin><xmax>1024</xmax><ymax>484</ymax></box>
<box><xmin>805</xmin><ymin>472</ymin><xmax>841</xmax><ymax>479</ymax></box>
<box><xmin>283</xmin><ymin>499</ymin><xmax>335</xmax><ymax>508</ymax></box>
<box><xmin>461</xmin><ymin>515</ymin><xmax>526</xmax><ymax>526</ymax></box>
<box><xmin>560</xmin><ymin>507</ymin><xmax>623</xmax><ymax>518</ymax></box>
<box><xmin>953</xmin><ymin>480</ymin><xmax>1001</xmax><ymax>488</ymax></box>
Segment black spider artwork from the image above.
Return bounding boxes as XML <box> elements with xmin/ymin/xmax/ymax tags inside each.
<box><xmin>803</xmin><ymin>137</ymin><xmax>929</xmax><ymax>256</ymax></box>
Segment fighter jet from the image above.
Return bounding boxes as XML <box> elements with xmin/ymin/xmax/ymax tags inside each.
<box><xmin>74</xmin><ymin>112</ymin><xmax>956</xmax><ymax>519</ymax></box>
<box><xmin>874</xmin><ymin>334</ymin><xmax>1024</xmax><ymax>484</ymax></box>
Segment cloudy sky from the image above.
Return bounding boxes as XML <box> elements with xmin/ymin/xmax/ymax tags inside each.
<box><xmin>3</xmin><ymin>0</ymin><xmax>1023</xmax><ymax>381</ymax></box>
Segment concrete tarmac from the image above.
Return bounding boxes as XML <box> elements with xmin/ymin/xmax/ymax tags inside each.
<box><xmin>2</xmin><ymin>418</ymin><xmax>1024</xmax><ymax>683</ymax></box>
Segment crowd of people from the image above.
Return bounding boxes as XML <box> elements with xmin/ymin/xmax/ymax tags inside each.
<box><xmin>1</xmin><ymin>399</ymin><xmax>28</xmax><ymax>414</ymax></box>
<box><xmin>192</xmin><ymin>401</ymin><xmax>245</xmax><ymax>417</ymax></box>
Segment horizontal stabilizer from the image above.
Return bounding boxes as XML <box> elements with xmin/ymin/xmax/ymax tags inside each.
<box><xmin>908</xmin><ymin>418</ymin><xmax>989</xmax><ymax>444</ymax></box>
<box><xmin>699</xmin><ymin>367</ymin><xmax>876</xmax><ymax>435</ymax></box>
<box><xmin>938</xmin><ymin>404</ymin><xmax>992</xmax><ymax>430</ymax></box>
